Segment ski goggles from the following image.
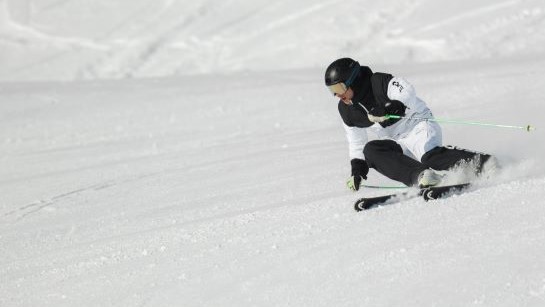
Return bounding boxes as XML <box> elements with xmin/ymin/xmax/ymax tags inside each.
<box><xmin>327</xmin><ymin>61</ymin><xmax>360</xmax><ymax>96</ymax></box>
<box><xmin>328</xmin><ymin>82</ymin><xmax>349</xmax><ymax>96</ymax></box>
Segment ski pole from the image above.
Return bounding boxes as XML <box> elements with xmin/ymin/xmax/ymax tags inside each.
<box><xmin>385</xmin><ymin>114</ymin><xmax>535</xmax><ymax>132</ymax></box>
<box><xmin>362</xmin><ymin>184</ymin><xmax>408</xmax><ymax>189</ymax></box>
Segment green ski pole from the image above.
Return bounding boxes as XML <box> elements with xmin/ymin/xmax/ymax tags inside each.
<box><xmin>385</xmin><ymin>115</ymin><xmax>535</xmax><ymax>132</ymax></box>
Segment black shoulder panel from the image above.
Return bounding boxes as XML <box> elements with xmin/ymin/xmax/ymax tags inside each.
<box><xmin>370</xmin><ymin>73</ymin><xmax>393</xmax><ymax>105</ymax></box>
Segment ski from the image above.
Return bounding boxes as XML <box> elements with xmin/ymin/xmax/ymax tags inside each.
<box><xmin>354</xmin><ymin>189</ymin><xmax>420</xmax><ymax>211</ymax></box>
<box><xmin>354</xmin><ymin>183</ymin><xmax>470</xmax><ymax>211</ymax></box>
<box><xmin>420</xmin><ymin>183</ymin><xmax>470</xmax><ymax>201</ymax></box>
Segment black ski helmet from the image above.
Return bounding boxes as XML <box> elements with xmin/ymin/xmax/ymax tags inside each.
<box><xmin>324</xmin><ymin>58</ymin><xmax>361</xmax><ymax>87</ymax></box>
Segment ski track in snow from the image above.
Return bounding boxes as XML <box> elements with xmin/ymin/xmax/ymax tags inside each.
<box><xmin>1</xmin><ymin>58</ymin><xmax>545</xmax><ymax>306</ymax></box>
<box><xmin>412</xmin><ymin>0</ymin><xmax>521</xmax><ymax>34</ymax></box>
<box><xmin>1</xmin><ymin>0</ymin><xmax>545</xmax><ymax>80</ymax></box>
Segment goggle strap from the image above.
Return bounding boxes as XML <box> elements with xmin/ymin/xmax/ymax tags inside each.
<box><xmin>345</xmin><ymin>62</ymin><xmax>360</xmax><ymax>87</ymax></box>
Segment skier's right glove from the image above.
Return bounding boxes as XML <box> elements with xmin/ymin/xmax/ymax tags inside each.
<box><xmin>347</xmin><ymin>159</ymin><xmax>369</xmax><ymax>191</ymax></box>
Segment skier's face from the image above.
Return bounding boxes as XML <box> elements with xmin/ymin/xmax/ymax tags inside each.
<box><xmin>328</xmin><ymin>82</ymin><xmax>354</xmax><ymax>105</ymax></box>
<box><xmin>337</xmin><ymin>87</ymin><xmax>354</xmax><ymax>105</ymax></box>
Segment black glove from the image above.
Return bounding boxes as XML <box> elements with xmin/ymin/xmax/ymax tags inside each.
<box><xmin>347</xmin><ymin>159</ymin><xmax>369</xmax><ymax>191</ymax></box>
<box><xmin>380</xmin><ymin>100</ymin><xmax>406</xmax><ymax>127</ymax></box>
<box><xmin>367</xmin><ymin>105</ymin><xmax>387</xmax><ymax>123</ymax></box>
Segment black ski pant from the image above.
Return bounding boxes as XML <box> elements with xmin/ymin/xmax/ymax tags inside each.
<box><xmin>363</xmin><ymin>140</ymin><xmax>490</xmax><ymax>187</ymax></box>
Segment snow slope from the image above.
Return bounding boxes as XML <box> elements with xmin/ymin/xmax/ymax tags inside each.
<box><xmin>2</xmin><ymin>1</ymin><xmax>545</xmax><ymax>306</ymax></box>
<box><xmin>1</xmin><ymin>0</ymin><xmax>545</xmax><ymax>81</ymax></box>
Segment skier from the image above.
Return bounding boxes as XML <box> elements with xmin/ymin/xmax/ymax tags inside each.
<box><xmin>325</xmin><ymin>57</ymin><xmax>498</xmax><ymax>191</ymax></box>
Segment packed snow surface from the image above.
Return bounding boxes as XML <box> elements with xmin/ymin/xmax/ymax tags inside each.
<box><xmin>2</xmin><ymin>0</ymin><xmax>545</xmax><ymax>306</ymax></box>
<box><xmin>1</xmin><ymin>0</ymin><xmax>545</xmax><ymax>81</ymax></box>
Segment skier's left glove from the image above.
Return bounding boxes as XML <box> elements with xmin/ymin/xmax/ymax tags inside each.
<box><xmin>347</xmin><ymin>159</ymin><xmax>369</xmax><ymax>191</ymax></box>
<box><xmin>367</xmin><ymin>106</ymin><xmax>388</xmax><ymax>123</ymax></box>
<box><xmin>367</xmin><ymin>101</ymin><xmax>407</xmax><ymax>126</ymax></box>
<box><xmin>368</xmin><ymin>114</ymin><xmax>388</xmax><ymax>123</ymax></box>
